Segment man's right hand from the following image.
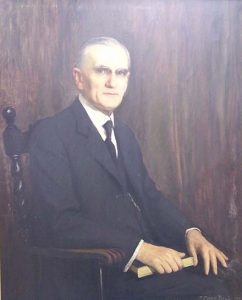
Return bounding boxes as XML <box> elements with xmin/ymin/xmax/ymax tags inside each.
<box><xmin>136</xmin><ymin>242</ymin><xmax>186</xmax><ymax>274</ymax></box>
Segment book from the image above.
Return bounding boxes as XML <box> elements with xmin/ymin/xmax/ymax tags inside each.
<box><xmin>130</xmin><ymin>256</ymin><xmax>194</xmax><ymax>278</ymax></box>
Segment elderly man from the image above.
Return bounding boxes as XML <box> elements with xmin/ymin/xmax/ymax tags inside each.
<box><xmin>30</xmin><ymin>37</ymin><xmax>230</xmax><ymax>299</ymax></box>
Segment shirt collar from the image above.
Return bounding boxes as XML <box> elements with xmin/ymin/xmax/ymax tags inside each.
<box><xmin>78</xmin><ymin>94</ymin><xmax>114</xmax><ymax>136</ymax></box>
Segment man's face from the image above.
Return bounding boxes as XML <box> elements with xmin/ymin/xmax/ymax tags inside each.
<box><xmin>73</xmin><ymin>45</ymin><xmax>130</xmax><ymax>115</ymax></box>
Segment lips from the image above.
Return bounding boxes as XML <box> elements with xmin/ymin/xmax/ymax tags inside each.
<box><xmin>103</xmin><ymin>93</ymin><xmax>119</xmax><ymax>95</ymax></box>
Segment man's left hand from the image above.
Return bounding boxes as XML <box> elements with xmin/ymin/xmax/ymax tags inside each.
<box><xmin>186</xmin><ymin>229</ymin><xmax>228</xmax><ymax>275</ymax></box>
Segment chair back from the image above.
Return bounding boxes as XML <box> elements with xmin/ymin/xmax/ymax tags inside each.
<box><xmin>2</xmin><ymin>107</ymin><xmax>31</xmax><ymax>243</ymax></box>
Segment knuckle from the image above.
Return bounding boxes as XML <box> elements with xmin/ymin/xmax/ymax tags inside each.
<box><xmin>201</xmin><ymin>244</ymin><xmax>208</xmax><ymax>251</ymax></box>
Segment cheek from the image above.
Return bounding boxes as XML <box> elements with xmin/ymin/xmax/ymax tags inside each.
<box><xmin>92</xmin><ymin>80</ymin><xmax>105</xmax><ymax>93</ymax></box>
<box><xmin>82</xmin><ymin>77</ymin><xmax>93</xmax><ymax>92</ymax></box>
<box><xmin>120</xmin><ymin>81</ymin><xmax>128</xmax><ymax>93</ymax></box>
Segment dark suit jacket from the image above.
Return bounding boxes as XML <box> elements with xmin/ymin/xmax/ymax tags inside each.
<box><xmin>29</xmin><ymin>99</ymin><xmax>193</xmax><ymax>268</ymax></box>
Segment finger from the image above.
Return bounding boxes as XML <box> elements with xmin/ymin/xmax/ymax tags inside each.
<box><xmin>168</xmin><ymin>251</ymin><xmax>184</xmax><ymax>271</ymax></box>
<box><xmin>173</xmin><ymin>255</ymin><xmax>183</xmax><ymax>270</ymax></box>
<box><xmin>213</xmin><ymin>247</ymin><xmax>229</xmax><ymax>261</ymax></box>
<box><xmin>160</xmin><ymin>260</ymin><xmax>173</xmax><ymax>273</ymax></box>
<box><xmin>202</xmin><ymin>251</ymin><xmax>210</xmax><ymax>275</ymax></box>
<box><xmin>168</xmin><ymin>258</ymin><xmax>180</xmax><ymax>272</ymax></box>
<box><xmin>151</xmin><ymin>257</ymin><xmax>165</xmax><ymax>274</ymax></box>
<box><xmin>155</xmin><ymin>264</ymin><xmax>165</xmax><ymax>274</ymax></box>
<box><xmin>216</xmin><ymin>251</ymin><xmax>228</xmax><ymax>268</ymax></box>
<box><xmin>210</xmin><ymin>252</ymin><xmax>218</xmax><ymax>275</ymax></box>
<box><xmin>188</xmin><ymin>245</ymin><xmax>198</xmax><ymax>266</ymax></box>
<box><xmin>178</xmin><ymin>252</ymin><xmax>186</xmax><ymax>258</ymax></box>
<box><xmin>220</xmin><ymin>251</ymin><xmax>229</xmax><ymax>262</ymax></box>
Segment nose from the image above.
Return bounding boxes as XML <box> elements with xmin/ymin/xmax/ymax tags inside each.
<box><xmin>105</xmin><ymin>73</ymin><xmax>118</xmax><ymax>88</ymax></box>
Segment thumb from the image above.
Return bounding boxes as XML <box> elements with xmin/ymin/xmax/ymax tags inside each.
<box><xmin>188</xmin><ymin>246</ymin><xmax>198</xmax><ymax>266</ymax></box>
<box><xmin>178</xmin><ymin>252</ymin><xmax>186</xmax><ymax>258</ymax></box>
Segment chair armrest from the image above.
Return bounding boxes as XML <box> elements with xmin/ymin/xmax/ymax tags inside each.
<box><xmin>29</xmin><ymin>247</ymin><xmax>125</xmax><ymax>266</ymax></box>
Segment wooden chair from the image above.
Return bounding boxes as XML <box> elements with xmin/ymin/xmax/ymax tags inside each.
<box><xmin>2</xmin><ymin>106</ymin><xmax>125</xmax><ymax>300</ymax></box>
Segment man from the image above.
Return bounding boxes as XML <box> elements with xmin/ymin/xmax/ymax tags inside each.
<box><xmin>29</xmin><ymin>37</ymin><xmax>230</xmax><ymax>299</ymax></box>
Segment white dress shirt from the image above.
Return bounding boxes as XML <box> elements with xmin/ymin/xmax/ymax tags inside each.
<box><xmin>79</xmin><ymin>95</ymin><xmax>118</xmax><ymax>156</ymax></box>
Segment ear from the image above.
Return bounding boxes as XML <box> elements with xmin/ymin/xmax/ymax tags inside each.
<box><xmin>73</xmin><ymin>67</ymin><xmax>84</xmax><ymax>90</ymax></box>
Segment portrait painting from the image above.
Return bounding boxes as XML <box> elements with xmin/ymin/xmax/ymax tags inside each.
<box><xmin>0</xmin><ymin>1</ymin><xmax>242</xmax><ymax>299</ymax></box>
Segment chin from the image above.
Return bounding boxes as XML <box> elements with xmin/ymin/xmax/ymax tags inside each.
<box><xmin>101</xmin><ymin>101</ymin><xmax>122</xmax><ymax>111</ymax></box>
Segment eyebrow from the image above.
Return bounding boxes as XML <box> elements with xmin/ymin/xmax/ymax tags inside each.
<box><xmin>95</xmin><ymin>65</ymin><xmax>109</xmax><ymax>69</ymax></box>
<box><xmin>94</xmin><ymin>65</ymin><xmax>129</xmax><ymax>72</ymax></box>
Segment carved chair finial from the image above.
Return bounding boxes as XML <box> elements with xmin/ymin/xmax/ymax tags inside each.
<box><xmin>2</xmin><ymin>106</ymin><xmax>16</xmax><ymax>126</ymax></box>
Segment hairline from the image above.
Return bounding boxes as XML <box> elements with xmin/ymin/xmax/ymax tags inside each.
<box><xmin>76</xmin><ymin>37</ymin><xmax>131</xmax><ymax>70</ymax></box>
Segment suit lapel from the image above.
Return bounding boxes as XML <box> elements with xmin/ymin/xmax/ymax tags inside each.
<box><xmin>115</xmin><ymin>121</ymin><xmax>138</xmax><ymax>189</ymax></box>
<box><xmin>88</xmin><ymin>127</ymin><xmax>122</xmax><ymax>186</ymax></box>
<box><xmin>70</xmin><ymin>99</ymin><xmax>122</xmax><ymax>187</ymax></box>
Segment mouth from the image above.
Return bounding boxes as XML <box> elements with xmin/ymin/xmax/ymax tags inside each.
<box><xmin>103</xmin><ymin>92</ymin><xmax>119</xmax><ymax>96</ymax></box>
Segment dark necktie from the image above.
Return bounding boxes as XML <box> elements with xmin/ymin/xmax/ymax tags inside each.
<box><xmin>103</xmin><ymin>120</ymin><xmax>117</xmax><ymax>161</ymax></box>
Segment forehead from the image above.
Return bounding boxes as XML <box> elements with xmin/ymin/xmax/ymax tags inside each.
<box><xmin>83</xmin><ymin>45</ymin><xmax>129</xmax><ymax>69</ymax></box>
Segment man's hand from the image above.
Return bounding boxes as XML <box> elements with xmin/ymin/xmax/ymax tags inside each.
<box><xmin>186</xmin><ymin>229</ymin><xmax>228</xmax><ymax>275</ymax></box>
<box><xmin>136</xmin><ymin>242</ymin><xmax>185</xmax><ymax>274</ymax></box>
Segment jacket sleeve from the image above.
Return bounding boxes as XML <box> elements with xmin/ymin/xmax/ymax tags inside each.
<box><xmin>29</xmin><ymin>120</ymin><xmax>140</xmax><ymax>267</ymax></box>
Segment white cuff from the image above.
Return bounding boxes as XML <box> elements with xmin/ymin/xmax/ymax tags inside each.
<box><xmin>185</xmin><ymin>227</ymin><xmax>201</xmax><ymax>238</ymax></box>
<box><xmin>123</xmin><ymin>240</ymin><xmax>144</xmax><ymax>272</ymax></box>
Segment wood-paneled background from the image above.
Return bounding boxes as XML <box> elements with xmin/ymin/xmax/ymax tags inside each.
<box><xmin>0</xmin><ymin>0</ymin><xmax>241</xmax><ymax>299</ymax></box>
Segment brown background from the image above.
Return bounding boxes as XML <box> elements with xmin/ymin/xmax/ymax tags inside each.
<box><xmin>0</xmin><ymin>0</ymin><xmax>242</xmax><ymax>299</ymax></box>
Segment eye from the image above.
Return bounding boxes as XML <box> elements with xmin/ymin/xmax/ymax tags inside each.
<box><xmin>116</xmin><ymin>69</ymin><xmax>129</xmax><ymax>77</ymax></box>
<box><xmin>94</xmin><ymin>67</ymin><xmax>111</xmax><ymax>75</ymax></box>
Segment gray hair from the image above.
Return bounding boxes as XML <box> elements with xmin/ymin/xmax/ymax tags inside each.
<box><xmin>76</xmin><ymin>36</ymin><xmax>131</xmax><ymax>69</ymax></box>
